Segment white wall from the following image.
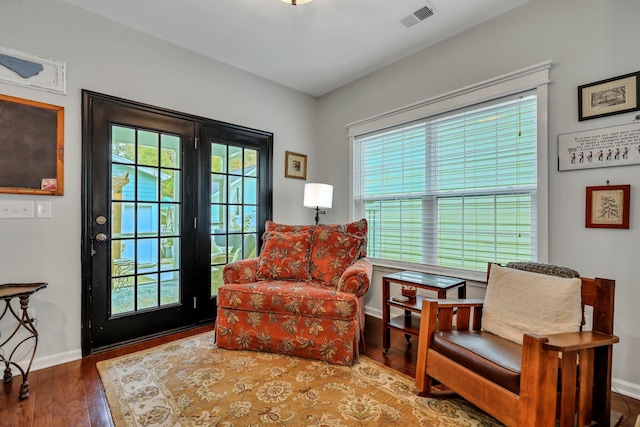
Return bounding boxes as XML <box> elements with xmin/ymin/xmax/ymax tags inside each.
<box><xmin>0</xmin><ymin>0</ymin><xmax>316</xmax><ymax>369</ymax></box>
<box><xmin>317</xmin><ymin>0</ymin><xmax>640</xmax><ymax>398</ymax></box>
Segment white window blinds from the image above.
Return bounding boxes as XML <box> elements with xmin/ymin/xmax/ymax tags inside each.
<box><xmin>353</xmin><ymin>93</ymin><xmax>538</xmax><ymax>272</ymax></box>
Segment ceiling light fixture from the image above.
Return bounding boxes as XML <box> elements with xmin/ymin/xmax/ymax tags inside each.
<box><xmin>281</xmin><ymin>0</ymin><xmax>313</xmax><ymax>5</ymax></box>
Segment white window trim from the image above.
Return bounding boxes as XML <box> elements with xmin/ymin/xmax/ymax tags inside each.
<box><xmin>347</xmin><ymin>61</ymin><xmax>551</xmax><ymax>283</ymax></box>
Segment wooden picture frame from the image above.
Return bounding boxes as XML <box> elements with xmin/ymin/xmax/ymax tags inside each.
<box><xmin>585</xmin><ymin>185</ymin><xmax>630</xmax><ymax>229</ymax></box>
<box><xmin>0</xmin><ymin>94</ymin><xmax>64</xmax><ymax>195</ymax></box>
<box><xmin>579</xmin><ymin>72</ymin><xmax>640</xmax><ymax>121</ymax></box>
<box><xmin>285</xmin><ymin>150</ymin><xmax>307</xmax><ymax>180</ymax></box>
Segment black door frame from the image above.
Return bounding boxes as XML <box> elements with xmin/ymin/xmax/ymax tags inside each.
<box><xmin>81</xmin><ymin>90</ymin><xmax>273</xmax><ymax>355</ymax></box>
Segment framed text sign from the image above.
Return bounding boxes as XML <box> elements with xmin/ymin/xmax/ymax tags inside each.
<box><xmin>0</xmin><ymin>94</ymin><xmax>64</xmax><ymax>195</ymax></box>
<box><xmin>558</xmin><ymin>122</ymin><xmax>640</xmax><ymax>171</ymax></box>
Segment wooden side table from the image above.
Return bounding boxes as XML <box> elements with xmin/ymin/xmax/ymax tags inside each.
<box><xmin>0</xmin><ymin>282</ymin><xmax>47</xmax><ymax>399</ymax></box>
<box><xmin>382</xmin><ymin>271</ymin><xmax>465</xmax><ymax>354</ymax></box>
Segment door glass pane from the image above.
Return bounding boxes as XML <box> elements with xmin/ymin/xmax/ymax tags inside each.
<box><xmin>244</xmin><ymin>206</ymin><xmax>257</xmax><ymax>232</ymax></box>
<box><xmin>160</xmin><ymin>271</ymin><xmax>180</xmax><ymax>305</ymax></box>
<box><xmin>137</xmin><ymin>130</ymin><xmax>159</xmax><ymax>167</ymax></box>
<box><xmin>245</xmin><ymin>149</ymin><xmax>258</xmax><ymax>177</ymax></box>
<box><xmin>210</xmin><ymin>145</ymin><xmax>260</xmax><ymax>297</ymax></box>
<box><xmin>229</xmin><ymin>146</ymin><xmax>243</xmax><ymax>174</ymax></box>
<box><xmin>110</xmin><ymin>124</ymin><xmax>182</xmax><ymax>316</ymax></box>
<box><xmin>137</xmin><ymin>169</ymin><xmax>159</xmax><ymax>202</ymax></box>
<box><xmin>160</xmin><ymin>203</ymin><xmax>179</xmax><ymax>236</ymax></box>
<box><xmin>211</xmin><ymin>174</ymin><xmax>227</xmax><ymax>204</ymax></box>
<box><xmin>161</xmin><ymin>134</ymin><xmax>180</xmax><ymax>168</ymax></box>
<box><xmin>161</xmin><ymin>169</ymin><xmax>180</xmax><ymax>202</ymax></box>
<box><xmin>212</xmin><ymin>143</ymin><xmax>227</xmax><ymax>173</ymax></box>
<box><xmin>112</xmin><ymin>125</ymin><xmax>136</xmax><ymax>162</ymax></box>
<box><xmin>137</xmin><ymin>273</ymin><xmax>159</xmax><ymax>310</ymax></box>
<box><xmin>244</xmin><ymin>177</ymin><xmax>257</xmax><ymax>204</ymax></box>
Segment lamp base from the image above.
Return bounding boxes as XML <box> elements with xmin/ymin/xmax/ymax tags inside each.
<box><xmin>314</xmin><ymin>207</ymin><xmax>326</xmax><ymax>225</ymax></box>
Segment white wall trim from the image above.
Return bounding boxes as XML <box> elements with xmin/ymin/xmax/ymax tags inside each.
<box><xmin>31</xmin><ymin>349</ymin><xmax>82</xmax><ymax>372</ymax></box>
<box><xmin>612</xmin><ymin>377</ymin><xmax>640</xmax><ymax>401</ymax></box>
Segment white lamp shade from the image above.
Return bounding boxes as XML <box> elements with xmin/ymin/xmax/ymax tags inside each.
<box><xmin>304</xmin><ymin>183</ymin><xmax>333</xmax><ymax>209</ymax></box>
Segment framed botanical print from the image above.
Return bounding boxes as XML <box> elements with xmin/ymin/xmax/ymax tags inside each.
<box><xmin>585</xmin><ymin>185</ymin><xmax>630</xmax><ymax>229</ymax></box>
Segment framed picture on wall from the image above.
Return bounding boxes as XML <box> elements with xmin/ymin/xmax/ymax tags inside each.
<box><xmin>0</xmin><ymin>94</ymin><xmax>64</xmax><ymax>195</ymax></box>
<box><xmin>285</xmin><ymin>151</ymin><xmax>307</xmax><ymax>180</ymax></box>
<box><xmin>585</xmin><ymin>184</ymin><xmax>630</xmax><ymax>229</ymax></box>
<box><xmin>578</xmin><ymin>72</ymin><xmax>640</xmax><ymax>121</ymax></box>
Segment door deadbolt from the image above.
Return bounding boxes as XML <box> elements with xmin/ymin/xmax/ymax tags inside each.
<box><xmin>95</xmin><ymin>216</ymin><xmax>107</xmax><ymax>225</ymax></box>
<box><xmin>95</xmin><ymin>233</ymin><xmax>108</xmax><ymax>242</ymax></box>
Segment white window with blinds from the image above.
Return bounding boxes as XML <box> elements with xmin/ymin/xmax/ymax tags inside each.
<box><xmin>348</xmin><ymin>62</ymin><xmax>550</xmax><ymax>277</ymax></box>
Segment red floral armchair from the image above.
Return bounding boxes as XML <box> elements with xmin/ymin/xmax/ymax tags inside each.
<box><xmin>215</xmin><ymin>219</ymin><xmax>372</xmax><ymax>366</ymax></box>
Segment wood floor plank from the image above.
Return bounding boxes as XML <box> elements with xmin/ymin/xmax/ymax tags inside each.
<box><xmin>66</xmin><ymin>359</ymin><xmax>91</xmax><ymax>426</ymax></box>
<box><xmin>1</xmin><ymin>319</ymin><xmax>637</xmax><ymax>426</ymax></box>
<box><xmin>32</xmin><ymin>367</ymin><xmax>53</xmax><ymax>421</ymax></box>
<box><xmin>49</xmin><ymin>362</ymin><xmax>70</xmax><ymax>427</ymax></box>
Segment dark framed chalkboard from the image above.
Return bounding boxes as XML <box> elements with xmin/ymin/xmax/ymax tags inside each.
<box><xmin>0</xmin><ymin>94</ymin><xmax>64</xmax><ymax>195</ymax></box>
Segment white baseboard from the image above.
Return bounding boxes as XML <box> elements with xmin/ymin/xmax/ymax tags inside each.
<box><xmin>365</xmin><ymin>306</ymin><xmax>382</xmax><ymax>319</ymax></box>
<box><xmin>612</xmin><ymin>377</ymin><xmax>640</xmax><ymax>401</ymax></box>
<box><xmin>31</xmin><ymin>349</ymin><xmax>82</xmax><ymax>372</ymax></box>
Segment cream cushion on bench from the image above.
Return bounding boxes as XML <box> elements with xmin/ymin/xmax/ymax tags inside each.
<box><xmin>481</xmin><ymin>264</ymin><xmax>582</xmax><ymax>345</ymax></box>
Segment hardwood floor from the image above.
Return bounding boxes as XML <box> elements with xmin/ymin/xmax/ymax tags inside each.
<box><xmin>1</xmin><ymin>317</ymin><xmax>638</xmax><ymax>426</ymax></box>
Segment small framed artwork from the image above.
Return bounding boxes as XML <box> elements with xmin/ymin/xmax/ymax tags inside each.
<box><xmin>578</xmin><ymin>71</ymin><xmax>640</xmax><ymax>121</ymax></box>
<box><xmin>585</xmin><ymin>184</ymin><xmax>630</xmax><ymax>229</ymax></box>
<box><xmin>285</xmin><ymin>151</ymin><xmax>307</xmax><ymax>180</ymax></box>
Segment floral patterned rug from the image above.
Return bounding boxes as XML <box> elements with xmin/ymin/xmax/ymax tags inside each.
<box><xmin>97</xmin><ymin>331</ymin><xmax>502</xmax><ymax>426</ymax></box>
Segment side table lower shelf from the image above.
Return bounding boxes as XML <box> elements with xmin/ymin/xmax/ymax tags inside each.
<box><xmin>382</xmin><ymin>271</ymin><xmax>466</xmax><ymax>355</ymax></box>
<box><xmin>386</xmin><ymin>312</ymin><xmax>421</xmax><ymax>350</ymax></box>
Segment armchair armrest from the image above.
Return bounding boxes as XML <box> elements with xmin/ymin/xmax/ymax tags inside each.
<box><xmin>223</xmin><ymin>257</ymin><xmax>259</xmax><ymax>284</ymax></box>
<box><xmin>541</xmin><ymin>331</ymin><xmax>619</xmax><ymax>352</ymax></box>
<box><xmin>337</xmin><ymin>257</ymin><xmax>373</xmax><ymax>297</ymax></box>
<box><xmin>522</xmin><ymin>331</ymin><xmax>619</xmax><ymax>427</ymax></box>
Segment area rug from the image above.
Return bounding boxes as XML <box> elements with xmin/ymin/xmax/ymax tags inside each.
<box><xmin>97</xmin><ymin>331</ymin><xmax>502</xmax><ymax>426</ymax></box>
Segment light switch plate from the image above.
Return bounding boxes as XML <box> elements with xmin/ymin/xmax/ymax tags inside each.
<box><xmin>36</xmin><ymin>201</ymin><xmax>52</xmax><ymax>218</ymax></box>
<box><xmin>0</xmin><ymin>201</ymin><xmax>34</xmax><ymax>219</ymax></box>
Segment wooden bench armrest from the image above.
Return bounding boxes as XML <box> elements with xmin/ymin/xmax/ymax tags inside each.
<box><xmin>541</xmin><ymin>331</ymin><xmax>619</xmax><ymax>352</ymax></box>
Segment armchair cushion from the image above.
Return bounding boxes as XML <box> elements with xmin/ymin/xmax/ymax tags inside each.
<box><xmin>217</xmin><ymin>280</ymin><xmax>358</xmax><ymax>320</ymax></box>
<box><xmin>310</xmin><ymin>224</ymin><xmax>366</xmax><ymax>286</ymax></box>
<box><xmin>256</xmin><ymin>230</ymin><xmax>314</xmax><ymax>281</ymax></box>
<box><xmin>482</xmin><ymin>264</ymin><xmax>582</xmax><ymax>345</ymax></box>
<box><xmin>432</xmin><ymin>330</ymin><xmax>523</xmax><ymax>394</ymax></box>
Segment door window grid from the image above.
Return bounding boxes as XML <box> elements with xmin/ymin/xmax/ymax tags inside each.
<box><xmin>110</xmin><ymin>125</ymin><xmax>182</xmax><ymax>315</ymax></box>
<box><xmin>210</xmin><ymin>143</ymin><xmax>259</xmax><ymax>295</ymax></box>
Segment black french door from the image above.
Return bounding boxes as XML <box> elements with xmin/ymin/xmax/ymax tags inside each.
<box><xmin>81</xmin><ymin>91</ymin><xmax>272</xmax><ymax>354</ymax></box>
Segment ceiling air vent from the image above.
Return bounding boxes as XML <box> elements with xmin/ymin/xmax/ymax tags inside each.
<box><xmin>400</xmin><ymin>4</ymin><xmax>435</xmax><ymax>29</ymax></box>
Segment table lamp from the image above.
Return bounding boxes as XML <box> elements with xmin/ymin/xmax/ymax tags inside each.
<box><xmin>303</xmin><ymin>183</ymin><xmax>333</xmax><ymax>225</ymax></box>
